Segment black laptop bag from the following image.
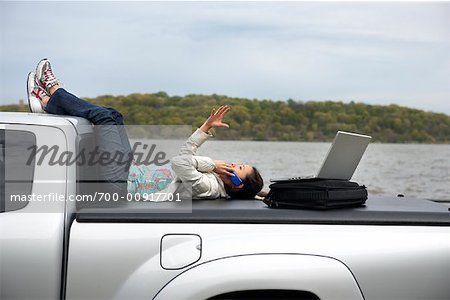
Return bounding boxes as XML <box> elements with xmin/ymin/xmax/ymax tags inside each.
<box><xmin>264</xmin><ymin>179</ymin><xmax>368</xmax><ymax>209</ymax></box>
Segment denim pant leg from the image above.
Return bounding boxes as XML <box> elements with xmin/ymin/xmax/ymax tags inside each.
<box><xmin>46</xmin><ymin>89</ymin><xmax>132</xmax><ymax>197</ymax></box>
<box><xmin>93</xmin><ymin>108</ymin><xmax>133</xmax><ymax>196</ymax></box>
<box><xmin>106</xmin><ymin>107</ymin><xmax>133</xmax><ymax>158</ymax></box>
<box><xmin>46</xmin><ymin>88</ymin><xmax>120</xmax><ymax>125</ymax></box>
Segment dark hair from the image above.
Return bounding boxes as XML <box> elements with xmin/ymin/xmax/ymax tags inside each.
<box><xmin>227</xmin><ymin>167</ymin><xmax>264</xmax><ymax>199</ymax></box>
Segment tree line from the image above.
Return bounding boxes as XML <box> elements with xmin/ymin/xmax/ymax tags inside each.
<box><xmin>2</xmin><ymin>92</ymin><xmax>450</xmax><ymax>143</ymax></box>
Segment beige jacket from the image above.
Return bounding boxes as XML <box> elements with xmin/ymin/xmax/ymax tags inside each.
<box><xmin>167</xmin><ymin>128</ymin><xmax>228</xmax><ymax>199</ymax></box>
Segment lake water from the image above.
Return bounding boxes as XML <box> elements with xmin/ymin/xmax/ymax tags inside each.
<box><xmin>197</xmin><ymin>141</ymin><xmax>450</xmax><ymax>201</ymax></box>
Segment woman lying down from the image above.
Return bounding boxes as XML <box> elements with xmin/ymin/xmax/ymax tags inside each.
<box><xmin>27</xmin><ymin>58</ymin><xmax>264</xmax><ymax>201</ymax></box>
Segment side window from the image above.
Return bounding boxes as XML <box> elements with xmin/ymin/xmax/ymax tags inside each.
<box><xmin>0</xmin><ymin>129</ymin><xmax>36</xmax><ymax>212</ymax></box>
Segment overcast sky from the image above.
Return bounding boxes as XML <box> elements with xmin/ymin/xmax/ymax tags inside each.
<box><xmin>1</xmin><ymin>1</ymin><xmax>449</xmax><ymax>114</ymax></box>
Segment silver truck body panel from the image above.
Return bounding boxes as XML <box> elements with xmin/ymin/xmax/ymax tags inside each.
<box><xmin>66</xmin><ymin>222</ymin><xmax>450</xmax><ymax>300</ymax></box>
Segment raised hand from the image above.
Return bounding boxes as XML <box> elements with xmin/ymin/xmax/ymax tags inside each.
<box><xmin>200</xmin><ymin>105</ymin><xmax>231</xmax><ymax>133</ymax></box>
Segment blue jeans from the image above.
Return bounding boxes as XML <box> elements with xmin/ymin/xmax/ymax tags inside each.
<box><xmin>46</xmin><ymin>88</ymin><xmax>132</xmax><ymax>197</ymax></box>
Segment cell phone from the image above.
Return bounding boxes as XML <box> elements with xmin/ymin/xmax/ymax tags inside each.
<box><xmin>229</xmin><ymin>171</ymin><xmax>243</xmax><ymax>186</ymax></box>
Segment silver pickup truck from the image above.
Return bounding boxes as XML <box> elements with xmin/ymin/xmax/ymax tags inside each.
<box><xmin>1</xmin><ymin>112</ymin><xmax>449</xmax><ymax>300</ymax></box>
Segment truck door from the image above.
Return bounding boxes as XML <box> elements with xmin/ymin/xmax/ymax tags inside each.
<box><xmin>0</xmin><ymin>124</ymin><xmax>68</xmax><ymax>300</ymax></box>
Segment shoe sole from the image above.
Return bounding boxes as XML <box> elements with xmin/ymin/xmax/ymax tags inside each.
<box><xmin>27</xmin><ymin>72</ymin><xmax>44</xmax><ymax>113</ymax></box>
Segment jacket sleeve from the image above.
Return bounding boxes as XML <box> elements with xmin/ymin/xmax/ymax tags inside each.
<box><xmin>170</xmin><ymin>129</ymin><xmax>221</xmax><ymax>197</ymax></box>
<box><xmin>176</xmin><ymin>128</ymin><xmax>211</xmax><ymax>156</ymax></box>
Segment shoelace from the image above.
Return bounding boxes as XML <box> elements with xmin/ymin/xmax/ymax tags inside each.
<box><xmin>42</xmin><ymin>68</ymin><xmax>57</xmax><ymax>86</ymax></box>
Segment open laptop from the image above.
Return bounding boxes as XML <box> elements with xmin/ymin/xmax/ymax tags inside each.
<box><xmin>270</xmin><ymin>131</ymin><xmax>371</xmax><ymax>182</ymax></box>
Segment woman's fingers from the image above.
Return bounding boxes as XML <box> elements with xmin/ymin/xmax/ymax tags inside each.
<box><xmin>220</xmin><ymin>106</ymin><xmax>231</xmax><ymax>116</ymax></box>
<box><xmin>222</xmin><ymin>166</ymin><xmax>234</xmax><ymax>176</ymax></box>
<box><xmin>213</xmin><ymin>162</ymin><xmax>235</xmax><ymax>177</ymax></box>
<box><xmin>214</xmin><ymin>105</ymin><xmax>231</xmax><ymax>116</ymax></box>
<box><xmin>226</xmin><ymin>165</ymin><xmax>234</xmax><ymax>172</ymax></box>
<box><xmin>222</xmin><ymin>163</ymin><xmax>233</xmax><ymax>170</ymax></box>
<box><xmin>208</xmin><ymin>105</ymin><xmax>231</xmax><ymax>129</ymax></box>
<box><xmin>214</xmin><ymin>105</ymin><xmax>225</xmax><ymax>115</ymax></box>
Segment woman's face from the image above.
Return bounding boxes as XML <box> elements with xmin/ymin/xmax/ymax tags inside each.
<box><xmin>229</xmin><ymin>163</ymin><xmax>253</xmax><ymax>179</ymax></box>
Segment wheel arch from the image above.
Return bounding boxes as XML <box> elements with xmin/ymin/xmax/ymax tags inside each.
<box><xmin>153</xmin><ymin>253</ymin><xmax>364</xmax><ymax>300</ymax></box>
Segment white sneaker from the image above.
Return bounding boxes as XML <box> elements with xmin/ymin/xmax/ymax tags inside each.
<box><xmin>35</xmin><ymin>58</ymin><xmax>59</xmax><ymax>94</ymax></box>
<box><xmin>27</xmin><ymin>72</ymin><xmax>48</xmax><ymax>113</ymax></box>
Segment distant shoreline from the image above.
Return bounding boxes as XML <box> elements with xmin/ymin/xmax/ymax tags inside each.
<box><xmin>2</xmin><ymin>92</ymin><xmax>450</xmax><ymax>143</ymax></box>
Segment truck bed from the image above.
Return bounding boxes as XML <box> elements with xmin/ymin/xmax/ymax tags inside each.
<box><xmin>76</xmin><ymin>196</ymin><xmax>450</xmax><ymax>226</ymax></box>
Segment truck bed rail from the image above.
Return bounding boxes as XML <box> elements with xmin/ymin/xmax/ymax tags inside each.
<box><xmin>76</xmin><ymin>196</ymin><xmax>450</xmax><ymax>226</ymax></box>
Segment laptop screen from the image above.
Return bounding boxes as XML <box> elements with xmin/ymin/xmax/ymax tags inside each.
<box><xmin>316</xmin><ymin>131</ymin><xmax>371</xmax><ymax>180</ymax></box>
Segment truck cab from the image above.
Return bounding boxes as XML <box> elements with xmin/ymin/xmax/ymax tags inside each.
<box><xmin>1</xmin><ymin>112</ymin><xmax>93</xmax><ymax>299</ymax></box>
